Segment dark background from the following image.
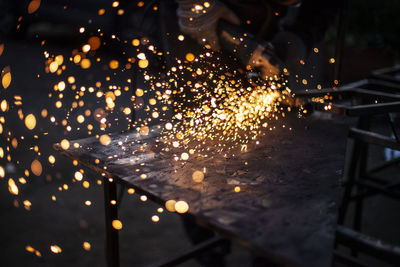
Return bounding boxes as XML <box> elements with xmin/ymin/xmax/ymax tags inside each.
<box><xmin>0</xmin><ymin>0</ymin><xmax>399</xmax><ymax>266</ymax></box>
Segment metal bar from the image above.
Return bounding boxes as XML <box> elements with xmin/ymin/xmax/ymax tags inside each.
<box><xmin>333</xmin><ymin>251</ymin><xmax>372</xmax><ymax>267</ymax></box>
<box><xmin>348</xmin><ymin>128</ymin><xmax>400</xmax><ymax>150</ymax></box>
<box><xmin>116</xmin><ymin>184</ymin><xmax>125</xmax><ymax>208</ymax></box>
<box><xmin>387</xmin><ymin>113</ymin><xmax>400</xmax><ymax>143</ymax></box>
<box><xmin>104</xmin><ymin>178</ymin><xmax>120</xmax><ymax>267</ymax></box>
<box><xmin>346</xmin><ymin>102</ymin><xmax>400</xmax><ymax>117</ymax></box>
<box><xmin>353</xmin><ymin>116</ymin><xmax>370</xmax><ymax>237</ymax></box>
<box><xmin>336</xmin><ymin>225</ymin><xmax>400</xmax><ymax>264</ymax></box>
<box><xmin>149</xmin><ymin>236</ymin><xmax>225</xmax><ymax>267</ymax></box>
<box><xmin>368</xmin><ymin>156</ymin><xmax>400</xmax><ymax>173</ymax></box>
<box><xmin>350</xmin><ymin>180</ymin><xmax>400</xmax><ymax>201</ymax></box>
<box><xmin>355</xmin><ymin>179</ymin><xmax>400</xmax><ymax>200</ymax></box>
<box><xmin>338</xmin><ymin>138</ymin><xmax>362</xmax><ymax>225</ymax></box>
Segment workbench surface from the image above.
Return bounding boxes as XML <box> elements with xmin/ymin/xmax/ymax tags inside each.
<box><xmin>55</xmin><ymin>113</ymin><xmax>348</xmax><ymax>267</ymax></box>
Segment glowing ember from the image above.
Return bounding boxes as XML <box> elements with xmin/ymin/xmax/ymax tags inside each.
<box><xmin>24</xmin><ymin>114</ymin><xmax>36</xmax><ymax>130</ymax></box>
<box><xmin>83</xmin><ymin>241</ymin><xmax>91</xmax><ymax>251</ymax></box>
<box><xmin>185</xmin><ymin>53</ymin><xmax>195</xmax><ymax>62</ymax></box>
<box><xmin>60</xmin><ymin>139</ymin><xmax>70</xmax><ymax>150</ymax></box>
<box><xmin>1</xmin><ymin>68</ymin><xmax>11</xmax><ymax>89</ymax></box>
<box><xmin>165</xmin><ymin>200</ymin><xmax>176</xmax><ymax>212</ymax></box>
<box><xmin>192</xmin><ymin>170</ymin><xmax>204</xmax><ymax>183</ymax></box>
<box><xmin>27</xmin><ymin>0</ymin><xmax>41</xmax><ymax>14</ymax></box>
<box><xmin>99</xmin><ymin>134</ymin><xmax>111</xmax><ymax>146</ymax></box>
<box><xmin>74</xmin><ymin>171</ymin><xmax>83</xmax><ymax>181</ymax></box>
<box><xmin>0</xmin><ymin>166</ymin><xmax>5</xmax><ymax>178</ymax></box>
<box><xmin>50</xmin><ymin>245</ymin><xmax>62</xmax><ymax>254</ymax></box>
<box><xmin>175</xmin><ymin>200</ymin><xmax>189</xmax><ymax>214</ymax></box>
<box><xmin>31</xmin><ymin>160</ymin><xmax>43</xmax><ymax>176</ymax></box>
<box><xmin>8</xmin><ymin>178</ymin><xmax>19</xmax><ymax>195</ymax></box>
<box><xmin>112</xmin><ymin>220</ymin><xmax>123</xmax><ymax>230</ymax></box>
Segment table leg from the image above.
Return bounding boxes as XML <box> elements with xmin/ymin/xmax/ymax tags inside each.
<box><xmin>104</xmin><ymin>178</ymin><xmax>120</xmax><ymax>267</ymax></box>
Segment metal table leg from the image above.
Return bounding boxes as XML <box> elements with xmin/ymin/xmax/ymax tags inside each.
<box><xmin>104</xmin><ymin>178</ymin><xmax>120</xmax><ymax>267</ymax></box>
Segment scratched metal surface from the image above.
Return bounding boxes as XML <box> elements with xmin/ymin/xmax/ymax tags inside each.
<box><xmin>54</xmin><ymin>113</ymin><xmax>348</xmax><ymax>267</ymax></box>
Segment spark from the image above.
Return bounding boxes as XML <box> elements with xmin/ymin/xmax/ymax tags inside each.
<box><xmin>50</xmin><ymin>245</ymin><xmax>62</xmax><ymax>254</ymax></box>
<box><xmin>112</xmin><ymin>220</ymin><xmax>123</xmax><ymax>230</ymax></box>
<box><xmin>175</xmin><ymin>201</ymin><xmax>189</xmax><ymax>214</ymax></box>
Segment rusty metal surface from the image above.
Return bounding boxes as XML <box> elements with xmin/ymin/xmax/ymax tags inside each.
<box><xmin>54</xmin><ymin>113</ymin><xmax>348</xmax><ymax>267</ymax></box>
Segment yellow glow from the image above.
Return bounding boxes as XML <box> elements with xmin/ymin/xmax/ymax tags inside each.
<box><xmin>139</xmin><ymin>125</ymin><xmax>149</xmax><ymax>136</ymax></box>
<box><xmin>58</xmin><ymin>81</ymin><xmax>66</xmax><ymax>91</ymax></box>
<box><xmin>127</xmin><ymin>188</ymin><xmax>135</xmax><ymax>194</ymax></box>
<box><xmin>135</xmin><ymin>88</ymin><xmax>144</xmax><ymax>97</ymax></box>
<box><xmin>165</xmin><ymin>200</ymin><xmax>176</xmax><ymax>212</ymax></box>
<box><xmin>151</xmin><ymin>215</ymin><xmax>159</xmax><ymax>222</ymax></box>
<box><xmin>31</xmin><ymin>160</ymin><xmax>42</xmax><ymax>176</ymax></box>
<box><xmin>109</xmin><ymin>60</ymin><xmax>119</xmax><ymax>69</ymax></box>
<box><xmin>152</xmin><ymin>112</ymin><xmax>159</xmax><ymax>118</ymax></box>
<box><xmin>192</xmin><ymin>170</ymin><xmax>204</xmax><ymax>183</ymax></box>
<box><xmin>99</xmin><ymin>134</ymin><xmax>111</xmax><ymax>146</ymax></box>
<box><xmin>185</xmin><ymin>53</ymin><xmax>195</xmax><ymax>62</ymax></box>
<box><xmin>60</xmin><ymin>139</ymin><xmax>70</xmax><ymax>150</ymax></box>
<box><xmin>132</xmin><ymin>39</ymin><xmax>140</xmax><ymax>46</ymax></box>
<box><xmin>74</xmin><ymin>171</ymin><xmax>83</xmax><ymax>181</ymax></box>
<box><xmin>83</xmin><ymin>181</ymin><xmax>90</xmax><ymax>188</ymax></box>
<box><xmin>8</xmin><ymin>178</ymin><xmax>19</xmax><ymax>195</ymax></box>
<box><xmin>175</xmin><ymin>201</ymin><xmax>189</xmax><ymax>214</ymax></box>
<box><xmin>82</xmin><ymin>44</ymin><xmax>91</xmax><ymax>52</ymax></box>
<box><xmin>138</xmin><ymin>59</ymin><xmax>149</xmax><ymax>68</ymax></box>
<box><xmin>112</xmin><ymin>1</ymin><xmax>119</xmax><ymax>7</ymax></box>
<box><xmin>77</xmin><ymin>115</ymin><xmax>85</xmax><ymax>123</ymax></box>
<box><xmin>24</xmin><ymin>114</ymin><xmax>36</xmax><ymax>130</ymax></box>
<box><xmin>48</xmin><ymin>155</ymin><xmax>55</xmax><ymax>164</ymax></box>
<box><xmin>181</xmin><ymin>152</ymin><xmax>189</xmax><ymax>160</ymax></box>
<box><xmin>178</xmin><ymin>35</ymin><xmax>185</xmax><ymax>41</ymax></box>
<box><xmin>112</xmin><ymin>220</ymin><xmax>123</xmax><ymax>230</ymax></box>
<box><xmin>80</xmin><ymin>58</ymin><xmax>91</xmax><ymax>69</ymax></box>
<box><xmin>55</xmin><ymin>55</ymin><xmax>63</xmax><ymax>65</ymax></box>
<box><xmin>49</xmin><ymin>61</ymin><xmax>58</xmax><ymax>73</ymax></box>
<box><xmin>234</xmin><ymin>186</ymin><xmax>241</xmax><ymax>192</ymax></box>
<box><xmin>50</xmin><ymin>245</ymin><xmax>62</xmax><ymax>254</ymax></box>
<box><xmin>0</xmin><ymin>166</ymin><xmax>4</xmax><ymax>178</ymax></box>
<box><xmin>73</xmin><ymin>54</ymin><xmax>81</xmax><ymax>63</ymax></box>
<box><xmin>1</xmin><ymin>99</ymin><xmax>8</xmax><ymax>112</ymax></box>
<box><xmin>98</xmin><ymin>9</ymin><xmax>105</xmax><ymax>15</ymax></box>
<box><xmin>83</xmin><ymin>242</ymin><xmax>91</xmax><ymax>251</ymax></box>
<box><xmin>2</xmin><ymin>71</ymin><xmax>11</xmax><ymax>89</ymax></box>
<box><xmin>26</xmin><ymin>245</ymin><xmax>35</xmax><ymax>253</ymax></box>
<box><xmin>165</xmin><ymin>123</ymin><xmax>173</xmax><ymax>130</ymax></box>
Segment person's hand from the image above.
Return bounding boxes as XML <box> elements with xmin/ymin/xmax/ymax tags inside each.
<box><xmin>176</xmin><ymin>0</ymin><xmax>240</xmax><ymax>50</ymax></box>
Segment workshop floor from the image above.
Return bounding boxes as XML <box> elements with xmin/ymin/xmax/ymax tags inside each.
<box><xmin>1</xmin><ymin>37</ymin><xmax>399</xmax><ymax>267</ymax></box>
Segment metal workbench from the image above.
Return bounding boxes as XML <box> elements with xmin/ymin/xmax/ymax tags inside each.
<box><xmin>55</xmin><ymin>113</ymin><xmax>348</xmax><ymax>267</ymax></box>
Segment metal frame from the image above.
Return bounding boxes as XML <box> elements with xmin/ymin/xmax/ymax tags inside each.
<box><xmin>370</xmin><ymin>65</ymin><xmax>400</xmax><ymax>84</ymax></box>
